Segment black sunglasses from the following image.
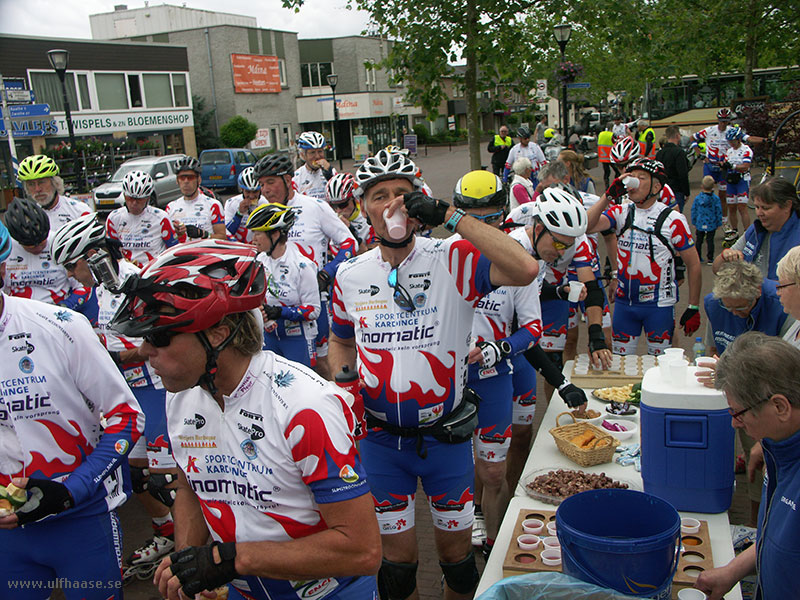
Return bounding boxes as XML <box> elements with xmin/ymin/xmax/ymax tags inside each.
<box><xmin>143</xmin><ymin>330</ymin><xmax>178</xmax><ymax>348</ymax></box>
<box><xmin>388</xmin><ymin>266</ymin><xmax>414</xmax><ymax>312</ymax></box>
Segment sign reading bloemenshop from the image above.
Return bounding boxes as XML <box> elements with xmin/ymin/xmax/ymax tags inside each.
<box><xmin>52</xmin><ymin>109</ymin><xmax>194</xmax><ymax>136</ymax></box>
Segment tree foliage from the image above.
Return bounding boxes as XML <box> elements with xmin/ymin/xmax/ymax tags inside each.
<box><xmin>219</xmin><ymin>116</ymin><xmax>258</xmax><ymax>149</ymax></box>
<box><xmin>192</xmin><ymin>95</ymin><xmax>219</xmax><ymax>151</ymax></box>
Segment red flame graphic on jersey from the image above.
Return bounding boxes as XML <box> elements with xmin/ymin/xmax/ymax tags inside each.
<box><xmin>448</xmin><ymin>240</ymin><xmax>483</xmax><ymax>304</ymax></box>
<box><xmin>618</xmin><ymin>246</ymin><xmax>661</xmax><ymax>285</ymax></box>
<box><xmin>297</xmin><ymin>244</ymin><xmax>317</xmax><ymax>265</ymax></box>
<box><xmin>264</xmin><ymin>510</ymin><xmax>327</xmax><ymax>539</ymax></box>
<box><xmin>199</xmin><ymin>499</ymin><xmax>237</xmax><ymax>542</ymax></box>
<box><xmin>360</xmin><ymin>348</ymin><xmax>455</xmax><ymax>408</ymax></box>
<box><xmin>285</xmin><ymin>408</ymin><xmax>360</xmax><ymax>484</ymax></box>
<box><xmin>9</xmin><ymin>419</ymin><xmax>93</xmax><ymax>481</ymax></box>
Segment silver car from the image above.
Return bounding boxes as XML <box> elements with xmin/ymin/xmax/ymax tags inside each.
<box><xmin>91</xmin><ymin>154</ymin><xmax>184</xmax><ymax>213</ymax></box>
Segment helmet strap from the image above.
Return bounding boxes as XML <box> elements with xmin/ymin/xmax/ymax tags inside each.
<box><xmin>265</xmin><ymin>232</ymin><xmax>287</xmax><ymax>257</ymax></box>
<box><xmin>531</xmin><ymin>225</ymin><xmax>546</xmax><ymax>260</ymax></box>
<box><xmin>379</xmin><ymin>232</ymin><xmax>414</xmax><ymax>248</ymax></box>
<box><xmin>194</xmin><ymin>316</ymin><xmax>246</xmax><ymax>398</ymax></box>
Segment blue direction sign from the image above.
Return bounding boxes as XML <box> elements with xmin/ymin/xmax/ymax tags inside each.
<box><xmin>7</xmin><ymin>104</ymin><xmax>51</xmax><ymax>118</ymax></box>
<box><xmin>567</xmin><ymin>82</ymin><xmax>591</xmax><ymax>89</ymax></box>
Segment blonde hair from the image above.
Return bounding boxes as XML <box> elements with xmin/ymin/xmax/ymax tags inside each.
<box><xmin>777</xmin><ymin>246</ymin><xmax>800</xmax><ymax>285</ymax></box>
<box><xmin>220</xmin><ymin>311</ymin><xmax>263</xmax><ymax>356</ymax></box>
<box><xmin>558</xmin><ymin>149</ymin><xmax>590</xmax><ymax>182</ymax></box>
<box><xmin>701</xmin><ymin>175</ymin><xmax>715</xmax><ymax>192</ymax></box>
<box><xmin>712</xmin><ymin>261</ymin><xmax>763</xmax><ymax>301</ymax></box>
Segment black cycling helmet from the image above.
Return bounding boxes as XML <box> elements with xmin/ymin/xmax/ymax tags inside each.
<box><xmin>175</xmin><ymin>156</ymin><xmax>201</xmax><ymax>176</ymax></box>
<box><xmin>255</xmin><ymin>153</ymin><xmax>293</xmax><ymax>179</ymax></box>
<box><xmin>6</xmin><ymin>197</ymin><xmax>50</xmax><ymax>246</ymax></box>
<box><xmin>628</xmin><ymin>158</ymin><xmax>667</xmax><ymax>184</ymax></box>
<box><xmin>517</xmin><ymin>126</ymin><xmax>532</xmax><ymax>138</ymax></box>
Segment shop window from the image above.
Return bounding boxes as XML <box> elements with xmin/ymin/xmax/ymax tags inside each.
<box><xmin>278</xmin><ymin>60</ymin><xmax>287</xmax><ymax>87</ymax></box>
<box><xmin>95</xmin><ymin>73</ymin><xmax>128</xmax><ymax>110</ymax></box>
<box><xmin>128</xmin><ymin>74</ymin><xmax>143</xmax><ymax>108</ymax></box>
<box><xmin>143</xmin><ymin>74</ymin><xmax>173</xmax><ymax>108</ymax></box>
<box><xmin>77</xmin><ymin>74</ymin><xmax>91</xmax><ymax>110</ymax></box>
<box><xmin>30</xmin><ymin>71</ymin><xmax>78</xmax><ymax>113</ymax></box>
<box><xmin>172</xmin><ymin>74</ymin><xmax>189</xmax><ymax>107</ymax></box>
<box><xmin>301</xmin><ymin>63</ymin><xmax>333</xmax><ymax>89</ymax></box>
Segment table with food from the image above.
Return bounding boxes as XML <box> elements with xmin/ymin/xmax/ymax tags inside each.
<box><xmin>476</xmin><ymin>356</ymin><xmax>743</xmax><ymax>600</ymax></box>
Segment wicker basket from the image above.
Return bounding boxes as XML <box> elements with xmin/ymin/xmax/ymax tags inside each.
<box><xmin>549</xmin><ymin>412</ymin><xmax>619</xmax><ymax>467</ymax></box>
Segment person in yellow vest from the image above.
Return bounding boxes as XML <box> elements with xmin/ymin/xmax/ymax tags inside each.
<box><xmin>597</xmin><ymin>125</ymin><xmax>617</xmax><ymax>188</ymax></box>
<box><xmin>637</xmin><ymin>119</ymin><xmax>657</xmax><ymax>159</ymax></box>
<box><xmin>487</xmin><ymin>125</ymin><xmax>513</xmax><ymax>177</ymax></box>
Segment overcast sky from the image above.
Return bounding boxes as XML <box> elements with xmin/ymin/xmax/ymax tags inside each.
<box><xmin>0</xmin><ymin>0</ymin><xmax>371</xmax><ymax>40</ymax></box>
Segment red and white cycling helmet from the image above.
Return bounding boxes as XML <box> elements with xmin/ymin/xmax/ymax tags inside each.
<box><xmin>326</xmin><ymin>173</ymin><xmax>356</xmax><ymax>205</ymax></box>
<box><xmin>628</xmin><ymin>157</ymin><xmax>667</xmax><ymax>184</ymax></box>
<box><xmin>610</xmin><ymin>137</ymin><xmax>641</xmax><ymax>165</ymax></box>
<box><xmin>717</xmin><ymin>108</ymin><xmax>733</xmax><ymax>120</ymax></box>
<box><xmin>122</xmin><ymin>170</ymin><xmax>155</xmax><ymax>199</ymax></box>
<box><xmin>110</xmin><ymin>239</ymin><xmax>266</xmax><ymax>337</ymax></box>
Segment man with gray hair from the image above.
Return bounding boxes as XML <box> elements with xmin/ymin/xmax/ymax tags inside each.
<box><xmin>16</xmin><ymin>154</ymin><xmax>91</xmax><ymax>229</ymax></box>
<box><xmin>696</xmin><ymin>332</ymin><xmax>800</xmax><ymax>600</ymax></box>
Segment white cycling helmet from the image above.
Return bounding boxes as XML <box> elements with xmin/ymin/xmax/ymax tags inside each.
<box><xmin>297</xmin><ymin>131</ymin><xmax>326</xmax><ymax>150</ymax></box>
<box><xmin>353</xmin><ymin>149</ymin><xmax>423</xmax><ymax>199</ymax></box>
<box><xmin>51</xmin><ymin>213</ymin><xmax>106</xmax><ymax>266</ymax></box>
<box><xmin>238</xmin><ymin>167</ymin><xmax>259</xmax><ymax>191</ymax></box>
<box><xmin>535</xmin><ymin>186</ymin><xmax>588</xmax><ymax>237</ymax></box>
<box><xmin>122</xmin><ymin>170</ymin><xmax>155</xmax><ymax>199</ymax></box>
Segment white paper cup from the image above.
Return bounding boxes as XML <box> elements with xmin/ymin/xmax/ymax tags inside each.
<box><xmin>696</xmin><ymin>356</ymin><xmax>717</xmax><ymax>369</ymax></box>
<box><xmin>383</xmin><ymin>208</ymin><xmax>408</xmax><ymax>240</ymax></box>
<box><xmin>663</xmin><ymin>348</ymin><xmax>685</xmax><ymax>361</ymax></box>
<box><xmin>668</xmin><ymin>359</ymin><xmax>690</xmax><ymax>386</ymax></box>
<box><xmin>540</xmin><ymin>548</ymin><xmax>562</xmax><ymax>566</ymax></box>
<box><xmin>577</xmin><ymin>353</ymin><xmax>590</xmax><ymax>362</ymax></box>
<box><xmin>659</xmin><ymin>357</ymin><xmax>674</xmax><ymax>380</ymax></box>
<box><xmin>568</xmin><ymin>281</ymin><xmax>584</xmax><ymax>302</ymax></box>
<box><xmin>623</xmin><ymin>176</ymin><xmax>640</xmax><ymax>190</ymax></box>
<box><xmin>677</xmin><ymin>589</ymin><xmax>707</xmax><ymax>600</ymax></box>
<box><xmin>517</xmin><ymin>534</ymin><xmax>541</xmax><ymax>550</ymax></box>
<box><xmin>574</xmin><ymin>366</ymin><xmax>589</xmax><ymax>375</ymax></box>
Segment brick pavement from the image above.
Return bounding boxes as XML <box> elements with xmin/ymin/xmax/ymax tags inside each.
<box><xmin>108</xmin><ymin>142</ymin><xmax>756</xmax><ymax>600</ymax></box>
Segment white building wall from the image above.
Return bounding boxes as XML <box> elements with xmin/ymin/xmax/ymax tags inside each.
<box><xmin>90</xmin><ymin>5</ymin><xmax>256</xmax><ymax>39</ymax></box>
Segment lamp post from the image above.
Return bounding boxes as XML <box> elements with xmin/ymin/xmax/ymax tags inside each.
<box><xmin>47</xmin><ymin>49</ymin><xmax>81</xmax><ymax>192</ymax></box>
<box><xmin>326</xmin><ymin>73</ymin><xmax>343</xmax><ymax>171</ymax></box>
<box><xmin>553</xmin><ymin>23</ymin><xmax>572</xmax><ymax>145</ymax></box>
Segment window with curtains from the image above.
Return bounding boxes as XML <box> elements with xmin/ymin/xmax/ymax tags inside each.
<box><xmin>143</xmin><ymin>74</ymin><xmax>173</xmax><ymax>108</ymax></box>
<box><xmin>29</xmin><ymin>71</ymin><xmax>80</xmax><ymax>112</ymax></box>
<box><xmin>96</xmin><ymin>73</ymin><xmax>129</xmax><ymax>110</ymax></box>
<box><xmin>172</xmin><ymin>73</ymin><xmax>188</xmax><ymax>106</ymax></box>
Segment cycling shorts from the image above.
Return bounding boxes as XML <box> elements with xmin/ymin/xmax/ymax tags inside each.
<box><xmin>468</xmin><ymin>373</ymin><xmax>512</xmax><ymax>463</ymax></box>
<box><xmin>264</xmin><ymin>330</ymin><xmax>317</xmax><ymax>368</ymax></box>
<box><xmin>360</xmin><ymin>431</ymin><xmax>474</xmax><ymax>534</ymax></box>
<box><xmin>511</xmin><ymin>354</ymin><xmax>537</xmax><ymax>425</ymax></box>
<box><xmin>226</xmin><ymin>572</ymin><xmax>378</xmax><ymax>600</ymax></box>
<box><xmin>612</xmin><ymin>302</ymin><xmax>674</xmax><ymax>355</ymax></box>
<box><xmin>726</xmin><ymin>180</ymin><xmax>750</xmax><ymax>203</ymax></box>
<box><xmin>0</xmin><ymin>511</ymin><xmax>123</xmax><ymax>600</ymax></box>
<box><xmin>703</xmin><ymin>163</ymin><xmax>727</xmax><ymax>190</ymax></box>
<box><xmin>133</xmin><ymin>385</ymin><xmax>176</xmax><ymax>470</ymax></box>
<box><xmin>540</xmin><ymin>299</ymin><xmax>569</xmax><ymax>351</ymax></box>
<box><xmin>316</xmin><ymin>298</ymin><xmax>330</xmax><ymax>357</ymax></box>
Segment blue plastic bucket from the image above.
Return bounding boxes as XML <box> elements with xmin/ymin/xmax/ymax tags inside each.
<box><xmin>556</xmin><ymin>489</ymin><xmax>681</xmax><ymax>599</ymax></box>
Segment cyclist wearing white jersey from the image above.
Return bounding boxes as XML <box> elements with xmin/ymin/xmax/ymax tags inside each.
<box><xmin>0</xmin><ymin>218</ymin><xmax>144</xmax><ymax>599</ymax></box>
<box><xmin>721</xmin><ymin>127</ymin><xmax>754</xmax><ymax>235</ymax></box>
<box><xmin>52</xmin><ymin>214</ymin><xmax>181</xmax><ymax>582</ymax></box>
<box><xmin>110</xmin><ymin>239</ymin><xmax>381</xmax><ymax>600</ymax></box>
<box><xmin>329</xmin><ymin>149</ymin><xmax>538</xmax><ymax>600</ymax></box>
<box><xmin>3</xmin><ymin>198</ymin><xmax>92</xmax><ymax>311</ymax></box>
<box><xmin>255</xmin><ymin>153</ymin><xmax>356</xmax><ymax>380</ymax></box>
<box><xmin>246</xmin><ymin>203</ymin><xmax>321</xmax><ymax>368</ymax></box>
<box><xmin>293</xmin><ymin>131</ymin><xmax>337</xmax><ymax>200</ymax></box>
<box><xmin>106</xmin><ymin>170</ymin><xmax>179</xmax><ymax>267</ymax></box>
<box><xmin>587</xmin><ymin>158</ymin><xmax>702</xmax><ymax>355</ymax></box>
<box><xmin>503</xmin><ymin>127</ymin><xmax>545</xmax><ymax>187</ymax></box>
<box><xmin>224</xmin><ymin>167</ymin><xmax>268</xmax><ymax>243</ymax></box>
<box><xmin>17</xmin><ymin>154</ymin><xmax>91</xmax><ymax>230</ymax></box>
<box><xmin>166</xmin><ymin>156</ymin><xmax>226</xmax><ymax>241</ymax></box>
<box><xmin>326</xmin><ymin>173</ymin><xmax>375</xmax><ymax>252</ymax></box>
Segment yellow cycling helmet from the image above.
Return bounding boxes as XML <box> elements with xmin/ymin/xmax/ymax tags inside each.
<box><xmin>544</xmin><ymin>128</ymin><xmax>556</xmax><ymax>140</ymax></box>
<box><xmin>18</xmin><ymin>155</ymin><xmax>59</xmax><ymax>181</ymax></box>
<box><xmin>453</xmin><ymin>170</ymin><xmax>505</xmax><ymax>208</ymax></box>
<box><xmin>245</xmin><ymin>203</ymin><xmax>296</xmax><ymax>233</ymax></box>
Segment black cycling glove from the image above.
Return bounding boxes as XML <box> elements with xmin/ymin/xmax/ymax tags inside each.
<box><xmin>558</xmin><ymin>382</ymin><xmax>588</xmax><ymax>408</ymax></box>
<box><xmin>403</xmin><ymin>192</ymin><xmax>449</xmax><ymax>228</ymax></box>
<box><xmin>588</xmin><ymin>324</ymin><xmax>608</xmax><ymax>354</ymax></box>
<box><xmin>185</xmin><ymin>224</ymin><xmax>208</xmax><ymax>239</ymax></box>
<box><xmin>264</xmin><ymin>305</ymin><xmax>283</xmax><ymax>321</ymax></box>
<box><xmin>169</xmin><ymin>541</ymin><xmax>239</xmax><ymax>597</ymax></box>
<box><xmin>16</xmin><ymin>478</ymin><xmax>75</xmax><ymax>525</ymax></box>
<box><xmin>317</xmin><ymin>270</ymin><xmax>332</xmax><ymax>293</ymax></box>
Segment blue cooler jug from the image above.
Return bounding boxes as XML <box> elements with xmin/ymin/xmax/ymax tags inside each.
<box><xmin>640</xmin><ymin>365</ymin><xmax>735</xmax><ymax>513</ymax></box>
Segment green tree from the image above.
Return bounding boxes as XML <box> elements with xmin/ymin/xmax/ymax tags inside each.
<box><xmin>192</xmin><ymin>95</ymin><xmax>219</xmax><ymax>151</ymax></box>
<box><xmin>219</xmin><ymin>115</ymin><xmax>258</xmax><ymax>148</ymax></box>
<box><xmin>284</xmin><ymin>0</ymin><xmax>535</xmax><ymax>170</ymax></box>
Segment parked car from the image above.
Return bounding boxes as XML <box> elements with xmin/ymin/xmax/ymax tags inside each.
<box><xmin>91</xmin><ymin>154</ymin><xmax>184</xmax><ymax>213</ymax></box>
<box><xmin>200</xmin><ymin>148</ymin><xmax>257</xmax><ymax>191</ymax></box>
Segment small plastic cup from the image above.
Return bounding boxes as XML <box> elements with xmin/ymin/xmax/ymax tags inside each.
<box><xmin>574</xmin><ymin>366</ymin><xmax>589</xmax><ymax>375</ymax></box>
<box><xmin>663</xmin><ymin>347</ymin><xmax>685</xmax><ymax>361</ymax></box>
<box><xmin>677</xmin><ymin>589</ymin><xmax>707</xmax><ymax>600</ymax></box>
<box><xmin>568</xmin><ymin>281</ymin><xmax>584</xmax><ymax>302</ymax></box>
<box><xmin>522</xmin><ymin>519</ymin><xmax>544</xmax><ymax>534</ymax></box>
<box><xmin>546</xmin><ymin>522</ymin><xmax>557</xmax><ymax>536</ymax></box>
<box><xmin>622</xmin><ymin>176</ymin><xmax>640</xmax><ymax>190</ymax></box>
<box><xmin>696</xmin><ymin>356</ymin><xmax>717</xmax><ymax>369</ymax></box>
<box><xmin>540</xmin><ymin>548</ymin><xmax>562</xmax><ymax>566</ymax></box>
<box><xmin>383</xmin><ymin>208</ymin><xmax>407</xmax><ymax>240</ymax></box>
<box><xmin>542</xmin><ymin>536</ymin><xmax>560</xmax><ymax>549</ymax></box>
<box><xmin>659</xmin><ymin>357</ymin><xmax>674</xmax><ymax>380</ymax></box>
<box><xmin>516</xmin><ymin>534</ymin><xmax>541</xmax><ymax>551</ymax></box>
<box><xmin>668</xmin><ymin>359</ymin><xmax>690</xmax><ymax>387</ymax></box>
<box><xmin>681</xmin><ymin>517</ymin><xmax>701</xmax><ymax>534</ymax></box>
<box><xmin>577</xmin><ymin>353</ymin><xmax>590</xmax><ymax>362</ymax></box>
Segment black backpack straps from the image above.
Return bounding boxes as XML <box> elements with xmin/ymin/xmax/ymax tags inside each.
<box><xmin>619</xmin><ymin>203</ymin><xmax>677</xmax><ymax>262</ymax></box>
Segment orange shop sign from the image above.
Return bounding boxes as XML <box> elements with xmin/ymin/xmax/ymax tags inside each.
<box><xmin>231</xmin><ymin>54</ymin><xmax>281</xmax><ymax>94</ymax></box>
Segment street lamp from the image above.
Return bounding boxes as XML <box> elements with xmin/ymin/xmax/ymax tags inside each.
<box><xmin>553</xmin><ymin>23</ymin><xmax>572</xmax><ymax>145</ymax></box>
<box><xmin>47</xmin><ymin>49</ymin><xmax>81</xmax><ymax>192</ymax></box>
<box><xmin>326</xmin><ymin>73</ymin><xmax>343</xmax><ymax>171</ymax></box>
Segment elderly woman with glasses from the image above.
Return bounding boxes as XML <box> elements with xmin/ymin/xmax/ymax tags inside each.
<box><xmin>776</xmin><ymin>246</ymin><xmax>800</xmax><ymax>347</ymax></box>
<box><xmin>695</xmin><ymin>332</ymin><xmax>800</xmax><ymax>600</ymax></box>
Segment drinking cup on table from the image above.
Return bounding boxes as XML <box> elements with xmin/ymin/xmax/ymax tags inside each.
<box><xmin>546</xmin><ymin>522</ymin><xmax>557</xmax><ymax>536</ymax></box>
<box><xmin>696</xmin><ymin>356</ymin><xmax>717</xmax><ymax>369</ymax></box>
<box><xmin>677</xmin><ymin>589</ymin><xmax>707</xmax><ymax>600</ymax></box>
<box><xmin>663</xmin><ymin>347</ymin><xmax>685</xmax><ymax>362</ymax></box>
<box><xmin>517</xmin><ymin>534</ymin><xmax>541</xmax><ymax>551</ymax></box>
<box><xmin>659</xmin><ymin>357</ymin><xmax>674</xmax><ymax>380</ymax></box>
<box><xmin>668</xmin><ymin>359</ymin><xmax>690</xmax><ymax>386</ymax></box>
<box><xmin>540</xmin><ymin>548</ymin><xmax>562</xmax><ymax>566</ymax></box>
<box><xmin>522</xmin><ymin>519</ymin><xmax>544</xmax><ymax>535</ymax></box>
<box><xmin>542</xmin><ymin>536</ymin><xmax>560</xmax><ymax>550</ymax></box>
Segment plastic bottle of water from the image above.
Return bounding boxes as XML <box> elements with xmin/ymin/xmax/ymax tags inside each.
<box><xmin>692</xmin><ymin>337</ymin><xmax>705</xmax><ymax>363</ymax></box>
